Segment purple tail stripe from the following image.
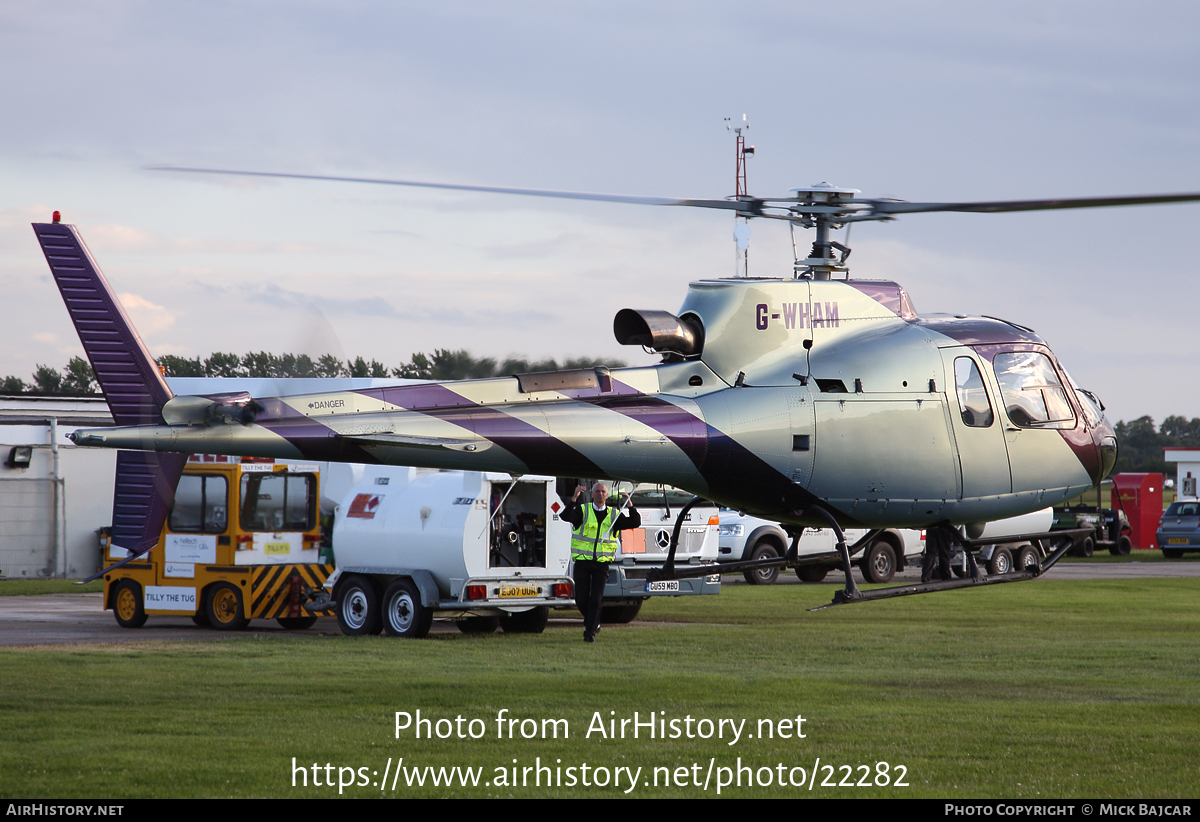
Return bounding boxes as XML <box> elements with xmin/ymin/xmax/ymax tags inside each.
<box><xmin>33</xmin><ymin>223</ymin><xmax>172</xmax><ymax>426</ymax></box>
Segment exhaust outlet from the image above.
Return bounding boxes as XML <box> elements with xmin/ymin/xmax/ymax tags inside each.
<box><xmin>614</xmin><ymin>309</ymin><xmax>704</xmax><ymax>357</ymax></box>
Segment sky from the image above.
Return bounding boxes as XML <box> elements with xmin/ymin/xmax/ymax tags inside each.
<box><xmin>0</xmin><ymin>1</ymin><xmax>1197</xmax><ymax>424</ymax></box>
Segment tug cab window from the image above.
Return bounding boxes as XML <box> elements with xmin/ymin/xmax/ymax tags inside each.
<box><xmin>169</xmin><ymin>474</ymin><xmax>228</xmax><ymax>533</ymax></box>
<box><xmin>239</xmin><ymin>472</ymin><xmax>316</xmax><ymax>532</ymax></box>
<box><xmin>992</xmin><ymin>352</ymin><xmax>1076</xmax><ymax>429</ymax></box>
<box><xmin>953</xmin><ymin>357</ymin><xmax>994</xmax><ymax>427</ymax></box>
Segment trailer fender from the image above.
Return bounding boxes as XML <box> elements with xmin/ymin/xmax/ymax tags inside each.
<box><xmin>406</xmin><ymin>570</ymin><xmax>441</xmax><ymax>608</ymax></box>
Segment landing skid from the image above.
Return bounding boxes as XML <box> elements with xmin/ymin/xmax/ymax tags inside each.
<box><xmin>643</xmin><ymin>499</ymin><xmax>1094</xmax><ymax>611</ymax></box>
<box><xmin>810</xmin><ymin>527</ymin><xmax>1093</xmax><ymax>610</ymax></box>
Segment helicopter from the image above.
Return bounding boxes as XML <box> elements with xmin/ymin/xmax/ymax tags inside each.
<box><xmin>33</xmin><ymin>138</ymin><xmax>1200</xmax><ymax>605</ymax></box>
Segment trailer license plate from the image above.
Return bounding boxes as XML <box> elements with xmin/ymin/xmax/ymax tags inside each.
<box><xmin>498</xmin><ymin>584</ymin><xmax>538</xmax><ymax>598</ymax></box>
<box><xmin>647</xmin><ymin>580</ymin><xmax>679</xmax><ymax>593</ymax></box>
<box><xmin>1168</xmin><ymin>538</ymin><xmax>1190</xmax><ymax>545</ymax></box>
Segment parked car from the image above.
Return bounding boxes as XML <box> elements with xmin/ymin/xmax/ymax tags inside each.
<box><xmin>1158</xmin><ymin>499</ymin><xmax>1200</xmax><ymax>558</ymax></box>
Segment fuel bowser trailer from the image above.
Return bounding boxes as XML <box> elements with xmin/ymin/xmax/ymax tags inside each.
<box><xmin>321</xmin><ymin>467</ymin><xmax>575</xmax><ymax>638</ymax></box>
<box><xmin>318</xmin><ymin>470</ymin><xmax>721</xmax><ymax>637</ymax></box>
<box><xmin>101</xmin><ymin>455</ymin><xmax>331</xmax><ymax>630</ymax></box>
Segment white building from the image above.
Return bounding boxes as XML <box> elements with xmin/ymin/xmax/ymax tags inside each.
<box><xmin>0</xmin><ymin>379</ymin><xmax>410</xmax><ymax>579</ymax></box>
<box><xmin>0</xmin><ymin>396</ymin><xmax>115</xmax><ymax>579</ymax></box>
<box><xmin>1164</xmin><ymin>448</ymin><xmax>1200</xmax><ymax>499</ymax></box>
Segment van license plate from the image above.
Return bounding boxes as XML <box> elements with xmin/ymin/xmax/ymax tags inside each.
<box><xmin>498</xmin><ymin>585</ymin><xmax>538</xmax><ymax>598</ymax></box>
<box><xmin>1168</xmin><ymin>538</ymin><xmax>1190</xmax><ymax>545</ymax></box>
<box><xmin>647</xmin><ymin>581</ymin><xmax>679</xmax><ymax>593</ymax></box>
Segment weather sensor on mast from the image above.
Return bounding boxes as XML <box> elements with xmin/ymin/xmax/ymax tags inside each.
<box><xmin>726</xmin><ymin>114</ymin><xmax>753</xmax><ymax>277</ymax></box>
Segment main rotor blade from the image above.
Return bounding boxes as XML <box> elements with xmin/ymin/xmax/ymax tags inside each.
<box><xmin>871</xmin><ymin>192</ymin><xmax>1200</xmax><ymax>215</ymax></box>
<box><xmin>148</xmin><ymin>165</ymin><xmax>758</xmax><ymax>213</ymax></box>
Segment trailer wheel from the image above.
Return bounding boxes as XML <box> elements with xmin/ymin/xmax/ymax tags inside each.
<box><xmin>743</xmin><ymin>541</ymin><xmax>781</xmax><ymax>585</ymax></box>
<box><xmin>206</xmin><ymin>583</ymin><xmax>249</xmax><ymax>631</ymax></box>
<box><xmin>600</xmin><ymin>599</ymin><xmax>643</xmax><ymax>624</ymax></box>
<box><xmin>987</xmin><ymin>547</ymin><xmax>1013</xmax><ymax>576</ymax></box>
<box><xmin>796</xmin><ymin>565</ymin><xmax>829</xmax><ymax>582</ymax></box>
<box><xmin>336</xmin><ymin>575</ymin><xmax>382</xmax><ymax>636</ymax></box>
<box><xmin>861</xmin><ymin>541</ymin><xmax>897</xmax><ymax>584</ymax></box>
<box><xmin>112</xmin><ymin>580</ymin><xmax>147</xmax><ymax>629</ymax></box>
<box><xmin>382</xmin><ymin>579</ymin><xmax>432</xmax><ymax>638</ymax></box>
<box><xmin>500</xmin><ymin>606</ymin><xmax>549</xmax><ymax>634</ymax></box>
<box><xmin>1111</xmin><ymin>536</ymin><xmax>1132</xmax><ymax>556</ymax></box>
<box><xmin>457</xmin><ymin>616</ymin><xmax>500</xmax><ymax>634</ymax></box>
<box><xmin>1016</xmin><ymin>544</ymin><xmax>1039</xmax><ymax>571</ymax></box>
<box><xmin>276</xmin><ymin>616</ymin><xmax>318</xmax><ymax>630</ymax></box>
<box><xmin>1074</xmin><ymin>536</ymin><xmax>1094</xmax><ymax>558</ymax></box>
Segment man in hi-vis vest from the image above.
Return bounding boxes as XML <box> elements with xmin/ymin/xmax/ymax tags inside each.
<box><xmin>563</xmin><ymin>482</ymin><xmax>641</xmax><ymax>643</ymax></box>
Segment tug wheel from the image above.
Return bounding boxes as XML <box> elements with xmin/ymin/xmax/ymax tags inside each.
<box><xmin>112</xmin><ymin>580</ymin><xmax>147</xmax><ymax>629</ymax></box>
<box><xmin>206</xmin><ymin>583</ymin><xmax>249</xmax><ymax>631</ymax></box>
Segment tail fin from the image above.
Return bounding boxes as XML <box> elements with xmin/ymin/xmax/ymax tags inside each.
<box><xmin>33</xmin><ymin>221</ymin><xmax>186</xmax><ymax>579</ymax></box>
<box><xmin>33</xmin><ymin>221</ymin><xmax>173</xmax><ymax>425</ymax></box>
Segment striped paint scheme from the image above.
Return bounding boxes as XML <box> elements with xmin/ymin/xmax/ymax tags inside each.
<box><xmin>251</xmin><ymin>563</ymin><xmax>334</xmax><ymax>618</ymax></box>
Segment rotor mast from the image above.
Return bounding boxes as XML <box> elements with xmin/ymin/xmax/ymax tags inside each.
<box><xmin>789</xmin><ymin>184</ymin><xmax>858</xmax><ymax>280</ymax></box>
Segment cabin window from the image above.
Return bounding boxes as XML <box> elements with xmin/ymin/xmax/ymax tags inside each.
<box><xmin>239</xmin><ymin>472</ymin><xmax>316</xmax><ymax>532</ymax></box>
<box><xmin>169</xmin><ymin>474</ymin><xmax>228</xmax><ymax>533</ymax></box>
<box><xmin>992</xmin><ymin>352</ymin><xmax>1076</xmax><ymax>429</ymax></box>
<box><xmin>1064</xmin><ymin>369</ymin><xmax>1104</xmax><ymax>429</ymax></box>
<box><xmin>953</xmin><ymin>357</ymin><xmax>994</xmax><ymax>428</ymax></box>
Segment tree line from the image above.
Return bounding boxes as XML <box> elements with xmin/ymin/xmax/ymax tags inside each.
<box><xmin>1</xmin><ymin>350</ymin><xmax>625</xmax><ymax>395</ymax></box>
<box><xmin>1112</xmin><ymin>416</ymin><xmax>1200</xmax><ymax>477</ymax></box>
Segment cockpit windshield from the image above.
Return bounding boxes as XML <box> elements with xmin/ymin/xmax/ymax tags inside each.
<box><xmin>992</xmin><ymin>351</ymin><xmax>1076</xmax><ymax>429</ymax></box>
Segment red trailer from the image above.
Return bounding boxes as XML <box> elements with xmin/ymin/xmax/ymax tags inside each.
<box><xmin>1111</xmin><ymin>473</ymin><xmax>1164</xmax><ymax>551</ymax></box>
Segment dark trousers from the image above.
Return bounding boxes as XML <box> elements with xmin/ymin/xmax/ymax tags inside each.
<box><xmin>921</xmin><ymin>526</ymin><xmax>954</xmax><ymax>582</ymax></box>
<box><xmin>572</xmin><ymin>559</ymin><xmax>610</xmax><ymax>638</ymax></box>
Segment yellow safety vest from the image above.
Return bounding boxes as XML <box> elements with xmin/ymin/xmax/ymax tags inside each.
<box><xmin>571</xmin><ymin>504</ymin><xmax>620</xmax><ymax>562</ymax></box>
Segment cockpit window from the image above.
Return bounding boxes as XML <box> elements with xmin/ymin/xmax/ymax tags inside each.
<box><xmin>1064</xmin><ymin>370</ymin><xmax>1104</xmax><ymax>429</ymax></box>
<box><xmin>992</xmin><ymin>352</ymin><xmax>1076</xmax><ymax>429</ymax></box>
<box><xmin>953</xmin><ymin>357</ymin><xmax>994</xmax><ymax>428</ymax></box>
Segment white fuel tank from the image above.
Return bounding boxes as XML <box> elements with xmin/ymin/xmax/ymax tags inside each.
<box><xmin>331</xmin><ymin>467</ymin><xmax>572</xmax><ymax>595</ymax></box>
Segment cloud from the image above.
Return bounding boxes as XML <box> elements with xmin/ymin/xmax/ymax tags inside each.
<box><xmin>116</xmin><ymin>292</ymin><xmax>176</xmax><ymax>334</ymax></box>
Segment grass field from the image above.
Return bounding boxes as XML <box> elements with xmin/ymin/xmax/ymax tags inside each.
<box><xmin>2</xmin><ymin>579</ymin><xmax>1198</xmax><ymax>799</ymax></box>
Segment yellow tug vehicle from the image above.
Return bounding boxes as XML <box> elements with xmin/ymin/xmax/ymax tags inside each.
<box><xmin>102</xmin><ymin>455</ymin><xmax>331</xmax><ymax>630</ymax></box>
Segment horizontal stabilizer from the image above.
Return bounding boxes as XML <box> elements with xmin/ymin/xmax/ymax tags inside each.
<box><xmin>339</xmin><ymin>431</ymin><xmax>493</xmax><ymax>452</ymax></box>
